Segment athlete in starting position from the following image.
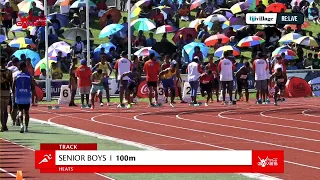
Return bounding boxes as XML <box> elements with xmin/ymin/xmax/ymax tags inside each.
<box><xmin>235</xmin><ymin>62</ymin><xmax>250</xmax><ymax>102</ymax></box>
<box><xmin>158</xmin><ymin>60</ymin><xmax>179</xmax><ymax>107</ymax></box>
<box><xmin>270</xmin><ymin>67</ymin><xmax>286</xmax><ymax>106</ymax></box>
<box><xmin>120</xmin><ymin>67</ymin><xmax>141</xmax><ymax>108</ymax></box>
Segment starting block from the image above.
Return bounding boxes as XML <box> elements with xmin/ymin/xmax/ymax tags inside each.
<box><xmin>48</xmin><ymin>106</ymin><xmax>60</xmax><ymax>110</ymax></box>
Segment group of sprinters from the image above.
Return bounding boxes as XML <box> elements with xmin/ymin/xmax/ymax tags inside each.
<box><xmin>87</xmin><ymin>50</ymin><xmax>287</xmax><ymax>109</ymax></box>
<box><xmin>0</xmin><ymin>51</ymin><xmax>287</xmax><ymax>132</ymax></box>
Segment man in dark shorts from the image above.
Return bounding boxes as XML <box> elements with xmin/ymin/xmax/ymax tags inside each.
<box><xmin>12</xmin><ymin>62</ymin><xmax>34</xmax><ymax>133</ymax></box>
<box><xmin>270</xmin><ymin>68</ymin><xmax>286</xmax><ymax>106</ymax></box>
<box><xmin>120</xmin><ymin>67</ymin><xmax>141</xmax><ymax>108</ymax></box>
<box><xmin>206</xmin><ymin>56</ymin><xmax>219</xmax><ymax>102</ymax></box>
<box><xmin>143</xmin><ymin>53</ymin><xmax>161</xmax><ymax>107</ymax></box>
<box><xmin>235</xmin><ymin>62</ymin><xmax>251</xmax><ymax>102</ymax></box>
<box><xmin>199</xmin><ymin>70</ymin><xmax>213</xmax><ymax>106</ymax></box>
<box><xmin>1</xmin><ymin>56</ymin><xmax>12</xmax><ymax>132</ymax></box>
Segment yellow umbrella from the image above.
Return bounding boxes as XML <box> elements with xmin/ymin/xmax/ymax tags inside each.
<box><xmin>9</xmin><ymin>37</ymin><xmax>35</xmax><ymax>49</ymax></box>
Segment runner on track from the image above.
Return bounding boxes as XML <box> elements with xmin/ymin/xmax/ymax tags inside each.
<box><xmin>206</xmin><ymin>56</ymin><xmax>219</xmax><ymax>102</ymax></box>
<box><xmin>115</xmin><ymin>52</ymin><xmax>133</xmax><ymax>108</ymax></box>
<box><xmin>1</xmin><ymin>56</ymin><xmax>12</xmax><ymax>132</ymax></box>
<box><xmin>161</xmin><ymin>55</ymin><xmax>171</xmax><ymax>103</ymax></box>
<box><xmin>90</xmin><ymin>69</ymin><xmax>104</xmax><ymax>109</ymax></box>
<box><xmin>187</xmin><ymin>56</ymin><xmax>202</xmax><ymax>106</ymax></box>
<box><xmin>7</xmin><ymin>57</ymin><xmax>20</xmax><ymax>126</ymax></box>
<box><xmin>76</xmin><ymin>59</ymin><xmax>92</xmax><ymax>108</ymax></box>
<box><xmin>270</xmin><ymin>67</ymin><xmax>286</xmax><ymax>106</ymax></box>
<box><xmin>218</xmin><ymin>51</ymin><xmax>235</xmax><ymax>105</ymax></box>
<box><xmin>158</xmin><ymin>60</ymin><xmax>179</xmax><ymax>107</ymax></box>
<box><xmin>12</xmin><ymin>62</ymin><xmax>34</xmax><ymax>133</ymax></box>
<box><xmin>119</xmin><ymin>67</ymin><xmax>141</xmax><ymax>108</ymax></box>
<box><xmin>235</xmin><ymin>62</ymin><xmax>250</xmax><ymax>102</ymax></box>
<box><xmin>252</xmin><ymin>52</ymin><xmax>269</xmax><ymax>104</ymax></box>
<box><xmin>199</xmin><ymin>69</ymin><xmax>213</xmax><ymax>106</ymax></box>
<box><xmin>143</xmin><ymin>53</ymin><xmax>161</xmax><ymax>107</ymax></box>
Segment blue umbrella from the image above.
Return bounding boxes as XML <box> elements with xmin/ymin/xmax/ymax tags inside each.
<box><xmin>99</xmin><ymin>24</ymin><xmax>124</xmax><ymax>38</ymax></box>
<box><xmin>93</xmin><ymin>42</ymin><xmax>117</xmax><ymax>60</ymax></box>
<box><xmin>183</xmin><ymin>42</ymin><xmax>209</xmax><ymax>60</ymax></box>
<box><xmin>70</xmin><ymin>0</ymin><xmax>96</xmax><ymax>8</ymax></box>
<box><xmin>0</xmin><ymin>35</ymin><xmax>5</xmax><ymax>44</ymax></box>
<box><xmin>48</xmin><ymin>13</ymin><xmax>69</xmax><ymax>27</ymax></box>
<box><xmin>12</xmin><ymin>49</ymin><xmax>40</xmax><ymax>67</ymax></box>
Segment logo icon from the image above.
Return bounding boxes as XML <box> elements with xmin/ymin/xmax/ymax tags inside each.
<box><xmin>38</xmin><ymin>154</ymin><xmax>52</xmax><ymax>165</ymax></box>
<box><xmin>16</xmin><ymin>12</ymin><xmax>47</xmax><ymax>29</ymax></box>
<box><xmin>257</xmin><ymin>156</ymin><xmax>278</xmax><ymax>167</ymax></box>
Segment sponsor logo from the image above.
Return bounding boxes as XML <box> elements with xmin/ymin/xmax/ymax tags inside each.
<box><xmin>257</xmin><ymin>156</ymin><xmax>278</xmax><ymax>167</ymax></box>
<box><xmin>246</xmin><ymin>13</ymin><xmax>277</xmax><ymax>24</ymax></box>
<box><xmin>311</xmin><ymin>83</ymin><xmax>320</xmax><ymax>91</ymax></box>
<box><xmin>140</xmin><ymin>83</ymin><xmax>149</xmax><ymax>95</ymax></box>
<box><xmin>293</xmin><ymin>83</ymin><xmax>306</xmax><ymax>93</ymax></box>
<box><xmin>16</xmin><ymin>12</ymin><xmax>46</xmax><ymax>29</ymax></box>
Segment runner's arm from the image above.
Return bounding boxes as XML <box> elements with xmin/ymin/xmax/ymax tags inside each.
<box><xmin>107</xmin><ymin>63</ymin><xmax>112</xmax><ymax>77</ymax></box>
<box><xmin>91</xmin><ymin>64</ymin><xmax>99</xmax><ymax>72</ymax></box>
<box><xmin>158</xmin><ymin>69</ymin><xmax>169</xmax><ymax>82</ymax></box>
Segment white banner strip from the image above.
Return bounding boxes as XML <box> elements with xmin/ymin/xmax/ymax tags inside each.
<box><xmin>55</xmin><ymin>150</ymin><xmax>252</xmax><ymax>166</ymax></box>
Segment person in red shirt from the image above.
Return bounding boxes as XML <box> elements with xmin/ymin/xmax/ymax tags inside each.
<box><xmin>206</xmin><ymin>56</ymin><xmax>219</xmax><ymax>102</ymax></box>
<box><xmin>2</xmin><ymin>2</ymin><xmax>14</xmax><ymax>38</ymax></box>
<box><xmin>192</xmin><ymin>46</ymin><xmax>203</xmax><ymax>63</ymax></box>
<box><xmin>96</xmin><ymin>0</ymin><xmax>107</xmax><ymax>10</ymax></box>
<box><xmin>153</xmin><ymin>9</ymin><xmax>164</xmax><ymax>27</ymax></box>
<box><xmin>143</xmin><ymin>53</ymin><xmax>161</xmax><ymax>107</ymax></box>
<box><xmin>76</xmin><ymin>59</ymin><xmax>92</xmax><ymax>108</ymax></box>
<box><xmin>199</xmin><ymin>69</ymin><xmax>213</xmax><ymax>106</ymax></box>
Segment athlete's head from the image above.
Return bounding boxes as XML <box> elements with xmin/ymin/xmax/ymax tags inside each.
<box><xmin>72</xmin><ymin>57</ymin><xmax>78</xmax><ymax>65</ymax></box>
<box><xmin>245</xmin><ymin>62</ymin><xmax>250</xmax><ymax>67</ymax></box>
<box><xmin>100</xmin><ymin>53</ymin><xmax>106</xmax><ymax>63</ymax></box>
<box><xmin>193</xmin><ymin>56</ymin><xmax>199</xmax><ymax>63</ymax></box>
<box><xmin>12</xmin><ymin>57</ymin><xmax>19</xmax><ymax>66</ymax></box>
<box><xmin>170</xmin><ymin>60</ymin><xmax>177</xmax><ymax>69</ymax></box>
<box><xmin>149</xmin><ymin>53</ymin><xmax>156</xmax><ymax>61</ymax></box>
<box><xmin>276</xmin><ymin>67</ymin><xmax>282</xmax><ymax>74</ymax></box>
<box><xmin>97</xmin><ymin>69</ymin><xmax>103</xmax><ymax>74</ymax></box>
<box><xmin>257</xmin><ymin>51</ymin><xmax>263</xmax><ymax>59</ymax></box>
<box><xmin>121</xmin><ymin>51</ymin><xmax>127</xmax><ymax>58</ymax></box>
<box><xmin>206</xmin><ymin>69</ymin><xmax>212</xmax><ymax>75</ymax></box>
<box><xmin>19</xmin><ymin>61</ymin><xmax>27</xmax><ymax>72</ymax></box>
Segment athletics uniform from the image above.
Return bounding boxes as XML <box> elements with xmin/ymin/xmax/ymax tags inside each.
<box><xmin>97</xmin><ymin>62</ymin><xmax>111</xmax><ymax>88</ymax></box>
<box><xmin>253</xmin><ymin>59</ymin><xmax>268</xmax><ymax>91</ymax></box>
<box><xmin>126</xmin><ymin>71</ymin><xmax>140</xmax><ymax>92</ymax></box>
<box><xmin>162</xmin><ymin>68</ymin><xmax>176</xmax><ymax>90</ymax></box>
<box><xmin>206</xmin><ymin>62</ymin><xmax>219</xmax><ymax>90</ymax></box>
<box><xmin>200</xmin><ymin>74</ymin><xmax>213</xmax><ymax>95</ymax></box>
<box><xmin>236</xmin><ymin>66</ymin><xmax>249</xmax><ymax>93</ymax></box>
<box><xmin>274</xmin><ymin>73</ymin><xmax>285</xmax><ymax>90</ymax></box>
<box><xmin>218</xmin><ymin>58</ymin><xmax>235</xmax><ymax>93</ymax></box>
<box><xmin>15</xmin><ymin>72</ymin><xmax>32</xmax><ymax>111</ymax></box>
<box><xmin>90</xmin><ymin>72</ymin><xmax>104</xmax><ymax>94</ymax></box>
<box><xmin>115</xmin><ymin>57</ymin><xmax>133</xmax><ymax>90</ymax></box>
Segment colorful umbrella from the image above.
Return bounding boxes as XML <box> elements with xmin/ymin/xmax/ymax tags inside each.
<box><xmin>99</xmin><ymin>8</ymin><xmax>122</xmax><ymax>28</ymax></box>
<box><xmin>130</xmin><ymin>0</ymin><xmax>151</xmax><ymax>17</ymax></box>
<box><xmin>247</xmin><ymin>0</ymin><xmax>269</xmax><ymax>11</ymax></box>
<box><xmin>62</xmin><ymin>28</ymin><xmax>93</xmax><ymax>41</ymax></box>
<box><xmin>48</xmin><ymin>41</ymin><xmax>71</xmax><ymax>57</ymax></box>
<box><xmin>93</xmin><ymin>42</ymin><xmax>116</xmax><ymax>60</ymax></box>
<box><xmin>190</xmin><ymin>0</ymin><xmax>207</xmax><ymax>10</ymax></box>
<box><xmin>284</xmin><ymin>22</ymin><xmax>310</xmax><ymax>30</ymax></box>
<box><xmin>294</xmin><ymin>36</ymin><xmax>320</xmax><ymax>47</ymax></box>
<box><xmin>9</xmin><ymin>37</ymin><xmax>35</xmax><ymax>49</ymax></box>
<box><xmin>54</xmin><ymin>0</ymin><xmax>70</xmax><ymax>6</ymax></box>
<box><xmin>0</xmin><ymin>35</ymin><xmax>6</xmax><ymax>44</ymax></box>
<box><xmin>183</xmin><ymin>42</ymin><xmax>209</xmax><ymax>60</ymax></box>
<box><xmin>265</xmin><ymin>3</ymin><xmax>287</xmax><ymax>13</ymax></box>
<box><xmin>172</xmin><ymin>27</ymin><xmax>197</xmax><ymax>44</ymax></box>
<box><xmin>204</xmin><ymin>14</ymin><xmax>227</xmax><ymax>23</ymax></box>
<box><xmin>222</xmin><ymin>21</ymin><xmax>245</xmax><ymax>30</ymax></box>
<box><xmin>155</xmin><ymin>6</ymin><xmax>174</xmax><ymax>16</ymax></box>
<box><xmin>230</xmin><ymin>2</ymin><xmax>250</xmax><ymax>14</ymax></box>
<box><xmin>237</xmin><ymin>36</ymin><xmax>265</xmax><ymax>47</ymax></box>
<box><xmin>155</xmin><ymin>25</ymin><xmax>177</xmax><ymax>34</ymax></box>
<box><xmin>34</xmin><ymin>57</ymin><xmax>57</xmax><ymax>76</ymax></box>
<box><xmin>18</xmin><ymin>0</ymin><xmax>43</xmax><ymax>13</ymax></box>
<box><xmin>99</xmin><ymin>24</ymin><xmax>124</xmax><ymax>38</ymax></box>
<box><xmin>134</xmin><ymin>47</ymin><xmax>160</xmax><ymax>57</ymax></box>
<box><xmin>149</xmin><ymin>9</ymin><xmax>168</xmax><ymax>20</ymax></box>
<box><xmin>214</xmin><ymin>45</ymin><xmax>240</xmax><ymax>58</ymax></box>
<box><xmin>272</xmin><ymin>48</ymin><xmax>298</xmax><ymax>60</ymax></box>
<box><xmin>188</xmin><ymin>18</ymin><xmax>205</xmax><ymax>28</ymax></box>
<box><xmin>279</xmin><ymin>33</ymin><xmax>303</xmax><ymax>44</ymax></box>
<box><xmin>204</xmin><ymin>34</ymin><xmax>230</xmax><ymax>46</ymax></box>
<box><xmin>12</xmin><ymin>49</ymin><xmax>40</xmax><ymax>67</ymax></box>
<box><xmin>130</xmin><ymin>18</ymin><xmax>156</xmax><ymax>31</ymax></box>
<box><xmin>47</xmin><ymin>13</ymin><xmax>69</xmax><ymax>27</ymax></box>
<box><xmin>213</xmin><ymin>9</ymin><xmax>234</xmax><ymax>19</ymax></box>
<box><xmin>70</xmin><ymin>0</ymin><xmax>95</xmax><ymax>8</ymax></box>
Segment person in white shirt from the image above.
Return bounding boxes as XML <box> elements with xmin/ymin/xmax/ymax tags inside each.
<box><xmin>71</xmin><ymin>36</ymin><xmax>84</xmax><ymax>57</ymax></box>
<box><xmin>186</xmin><ymin>57</ymin><xmax>202</xmax><ymax>105</ymax></box>
<box><xmin>252</xmin><ymin>52</ymin><xmax>269</xmax><ymax>104</ymax></box>
<box><xmin>114</xmin><ymin>51</ymin><xmax>133</xmax><ymax>108</ymax></box>
<box><xmin>218</xmin><ymin>51</ymin><xmax>235</xmax><ymax>104</ymax></box>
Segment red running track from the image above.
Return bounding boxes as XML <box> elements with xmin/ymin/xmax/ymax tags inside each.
<box><xmin>27</xmin><ymin>97</ymin><xmax>320</xmax><ymax>180</ymax></box>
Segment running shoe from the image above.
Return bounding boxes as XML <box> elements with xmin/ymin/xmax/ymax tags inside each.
<box><xmin>106</xmin><ymin>103</ymin><xmax>111</xmax><ymax>106</ymax></box>
<box><xmin>150</xmin><ymin>103</ymin><xmax>156</xmax><ymax>107</ymax></box>
<box><xmin>170</xmin><ymin>103</ymin><xmax>174</xmax><ymax>107</ymax></box>
<box><xmin>24</xmin><ymin>127</ymin><xmax>28</xmax><ymax>133</ymax></box>
<box><xmin>117</xmin><ymin>104</ymin><xmax>125</xmax><ymax>108</ymax></box>
<box><xmin>127</xmin><ymin>104</ymin><xmax>132</xmax><ymax>109</ymax></box>
<box><xmin>224</xmin><ymin>101</ymin><xmax>228</xmax><ymax>105</ymax></box>
<box><xmin>90</xmin><ymin>105</ymin><xmax>95</xmax><ymax>110</ymax></box>
<box><xmin>180</xmin><ymin>100</ymin><xmax>187</xmax><ymax>103</ymax></box>
<box><xmin>266</xmin><ymin>99</ymin><xmax>270</xmax><ymax>104</ymax></box>
<box><xmin>256</xmin><ymin>100</ymin><xmax>262</xmax><ymax>104</ymax></box>
<box><xmin>81</xmin><ymin>104</ymin><xmax>86</xmax><ymax>108</ymax></box>
<box><xmin>274</xmin><ymin>102</ymin><xmax>278</xmax><ymax>106</ymax></box>
<box><xmin>133</xmin><ymin>97</ymin><xmax>139</xmax><ymax>103</ymax></box>
<box><xmin>100</xmin><ymin>103</ymin><xmax>104</xmax><ymax>106</ymax></box>
<box><xmin>20</xmin><ymin>126</ymin><xmax>24</xmax><ymax>133</ymax></box>
<box><xmin>281</xmin><ymin>98</ymin><xmax>285</xmax><ymax>102</ymax></box>
<box><xmin>205</xmin><ymin>103</ymin><xmax>209</xmax><ymax>106</ymax></box>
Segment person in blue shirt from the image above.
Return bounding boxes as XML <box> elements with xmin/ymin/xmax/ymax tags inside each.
<box><xmin>12</xmin><ymin>61</ymin><xmax>35</xmax><ymax>133</ymax></box>
<box><xmin>36</xmin><ymin>26</ymin><xmax>45</xmax><ymax>52</ymax></box>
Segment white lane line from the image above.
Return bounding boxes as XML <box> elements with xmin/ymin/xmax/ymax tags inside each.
<box><xmin>302</xmin><ymin>109</ymin><xmax>320</xmax><ymax>118</ymax></box>
<box><xmin>0</xmin><ymin>168</ymin><xmax>19</xmax><ymax>179</ymax></box>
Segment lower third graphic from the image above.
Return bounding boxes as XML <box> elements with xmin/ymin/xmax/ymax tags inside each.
<box><xmin>257</xmin><ymin>156</ymin><xmax>278</xmax><ymax>167</ymax></box>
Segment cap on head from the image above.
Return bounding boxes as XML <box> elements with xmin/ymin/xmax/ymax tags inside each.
<box><xmin>80</xmin><ymin>59</ymin><xmax>87</xmax><ymax>65</ymax></box>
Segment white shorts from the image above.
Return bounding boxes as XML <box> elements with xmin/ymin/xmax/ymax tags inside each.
<box><xmin>79</xmin><ymin>86</ymin><xmax>90</xmax><ymax>95</ymax></box>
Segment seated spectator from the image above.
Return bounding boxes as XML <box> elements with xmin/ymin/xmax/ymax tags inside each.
<box><xmin>214</xmin><ymin>39</ymin><xmax>224</xmax><ymax>50</ymax></box>
<box><xmin>197</xmin><ymin>25</ymin><xmax>210</xmax><ymax>40</ymax></box>
<box><xmin>192</xmin><ymin>46</ymin><xmax>203</xmax><ymax>62</ymax></box>
<box><xmin>228</xmin><ymin>36</ymin><xmax>237</xmax><ymax>46</ymax></box>
<box><xmin>269</xmin><ymin>32</ymin><xmax>280</xmax><ymax>47</ymax></box>
<box><xmin>313</xmin><ymin>54</ymin><xmax>320</xmax><ymax>69</ymax></box>
<box><xmin>48</xmin><ymin>28</ymin><xmax>59</xmax><ymax>46</ymax></box>
<box><xmin>147</xmin><ymin>33</ymin><xmax>157</xmax><ymax>47</ymax></box>
<box><xmin>178</xmin><ymin>4</ymin><xmax>189</xmax><ymax>17</ymax></box>
<box><xmin>39</xmin><ymin>69</ymin><xmax>46</xmax><ymax>79</ymax></box>
<box><xmin>287</xmin><ymin>61</ymin><xmax>298</xmax><ymax>70</ymax></box>
<box><xmin>161</xmin><ymin>33</ymin><xmax>169</xmax><ymax>43</ymax></box>
<box><xmin>304</xmin><ymin>53</ymin><xmax>314</xmax><ymax>68</ymax></box>
<box><xmin>225</xmin><ymin>27</ymin><xmax>236</xmax><ymax>37</ymax></box>
<box><xmin>70</xmin><ymin>14</ymin><xmax>81</xmax><ymax>27</ymax></box>
<box><xmin>96</xmin><ymin>0</ymin><xmax>107</xmax><ymax>11</ymax></box>
<box><xmin>71</xmin><ymin>36</ymin><xmax>84</xmax><ymax>56</ymax></box>
<box><xmin>51</xmin><ymin>62</ymin><xmax>63</xmax><ymax>79</ymax></box>
<box><xmin>50</xmin><ymin>14</ymin><xmax>64</xmax><ymax>35</ymax></box>
<box><xmin>308</xmin><ymin>2</ymin><xmax>319</xmax><ymax>24</ymax></box>
<box><xmin>184</xmin><ymin>34</ymin><xmax>194</xmax><ymax>44</ymax></box>
<box><xmin>153</xmin><ymin>9</ymin><xmax>164</xmax><ymax>27</ymax></box>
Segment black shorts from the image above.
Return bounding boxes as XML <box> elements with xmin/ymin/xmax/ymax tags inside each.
<box><xmin>200</xmin><ymin>83</ymin><xmax>212</xmax><ymax>94</ymax></box>
<box><xmin>276</xmin><ymin>83</ymin><xmax>285</xmax><ymax>90</ymax></box>
<box><xmin>147</xmin><ymin>81</ymin><xmax>157</xmax><ymax>88</ymax></box>
<box><xmin>2</xmin><ymin>20</ymin><xmax>12</xmax><ymax>28</ymax></box>
<box><xmin>221</xmin><ymin>81</ymin><xmax>233</xmax><ymax>92</ymax></box>
<box><xmin>237</xmin><ymin>79</ymin><xmax>248</xmax><ymax>91</ymax></box>
<box><xmin>127</xmin><ymin>82</ymin><xmax>137</xmax><ymax>91</ymax></box>
<box><xmin>17</xmin><ymin>104</ymin><xmax>30</xmax><ymax>111</ymax></box>
<box><xmin>211</xmin><ymin>78</ymin><xmax>219</xmax><ymax>89</ymax></box>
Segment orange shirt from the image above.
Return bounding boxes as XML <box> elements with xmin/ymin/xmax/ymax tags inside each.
<box><xmin>143</xmin><ymin>60</ymin><xmax>160</xmax><ymax>82</ymax></box>
<box><xmin>178</xmin><ymin>8</ymin><xmax>189</xmax><ymax>16</ymax></box>
<box><xmin>76</xmin><ymin>65</ymin><xmax>92</xmax><ymax>87</ymax></box>
<box><xmin>153</xmin><ymin>13</ymin><xmax>164</xmax><ymax>23</ymax></box>
<box><xmin>27</xmin><ymin>65</ymin><xmax>34</xmax><ymax>77</ymax></box>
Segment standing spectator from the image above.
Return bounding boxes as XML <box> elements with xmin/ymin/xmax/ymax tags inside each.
<box><xmin>51</xmin><ymin>62</ymin><xmax>63</xmax><ymax>79</ymax></box>
<box><xmin>120</xmin><ymin>0</ymin><xmax>127</xmax><ymax>11</ymax></box>
<box><xmin>76</xmin><ymin>59</ymin><xmax>92</xmax><ymax>108</ymax></box>
<box><xmin>292</xmin><ymin>2</ymin><xmax>300</xmax><ymax>13</ymax></box>
<box><xmin>143</xmin><ymin>53</ymin><xmax>161</xmax><ymax>107</ymax></box>
<box><xmin>252</xmin><ymin>52</ymin><xmax>269</xmax><ymax>104</ymax></box>
<box><xmin>69</xmin><ymin>58</ymin><xmax>78</xmax><ymax>107</ymax></box>
<box><xmin>71</xmin><ymin>36</ymin><xmax>84</xmax><ymax>57</ymax></box>
<box><xmin>313</xmin><ymin>54</ymin><xmax>320</xmax><ymax>69</ymax></box>
<box><xmin>9</xmin><ymin>0</ymin><xmax>18</xmax><ymax>26</ymax></box>
<box><xmin>0</xmin><ymin>56</ymin><xmax>12</xmax><ymax>132</ymax></box>
<box><xmin>26</xmin><ymin>58</ymin><xmax>37</xmax><ymax>106</ymax></box>
<box><xmin>187</xmin><ymin>57</ymin><xmax>202</xmax><ymax>105</ymax></box>
<box><xmin>1</xmin><ymin>2</ymin><xmax>15</xmax><ymax>39</ymax></box>
<box><xmin>269</xmin><ymin>32</ymin><xmax>280</xmax><ymax>46</ymax></box>
<box><xmin>218</xmin><ymin>51</ymin><xmax>235</xmax><ymax>105</ymax></box>
<box><xmin>256</xmin><ymin>1</ymin><xmax>266</xmax><ymax>13</ymax></box>
<box><xmin>29</xmin><ymin>2</ymin><xmax>41</xmax><ymax>22</ymax></box>
<box><xmin>114</xmin><ymin>52</ymin><xmax>133</xmax><ymax>107</ymax></box>
<box><xmin>304</xmin><ymin>53</ymin><xmax>314</xmax><ymax>68</ymax></box>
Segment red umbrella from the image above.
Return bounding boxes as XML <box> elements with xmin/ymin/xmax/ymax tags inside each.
<box><xmin>99</xmin><ymin>8</ymin><xmax>122</xmax><ymax>28</ymax></box>
<box><xmin>284</xmin><ymin>21</ymin><xmax>310</xmax><ymax>30</ymax></box>
<box><xmin>172</xmin><ymin>28</ymin><xmax>197</xmax><ymax>44</ymax></box>
<box><xmin>204</xmin><ymin>34</ymin><xmax>230</xmax><ymax>46</ymax></box>
<box><xmin>265</xmin><ymin>3</ymin><xmax>287</xmax><ymax>13</ymax></box>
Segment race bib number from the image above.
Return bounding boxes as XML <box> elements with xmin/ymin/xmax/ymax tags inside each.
<box><xmin>202</xmin><ymin>80</ymin><xmax>210</xmax><ymax>84</ymax></box>
<box><xmin>277</xmin><ymin>78</ymin><xmax>284</xmax><ymax>83</ymax></box>
<box><xmin>240</xmin><ymin>75</ymin><xmax>247</xmax><ymax>79</ymax></box>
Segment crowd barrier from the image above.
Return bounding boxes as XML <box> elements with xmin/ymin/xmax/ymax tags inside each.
<box><xmin>36</xmin><ymin>69</ymin><xmax>320</xmax><ymax>101</ymax></box>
